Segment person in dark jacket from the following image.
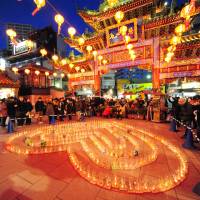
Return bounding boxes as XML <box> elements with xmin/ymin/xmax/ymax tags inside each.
<box><xmin>65</xmin><ymin>100</ymin><xmax>73</xmax><ymax>120</ymax></box>
<box><xmin>179</xmin><ymin>98</ymin><xmax>194</xmax><ymax>126</ymax></box>
<box><xmin>0</xmin><ymin>99</ymin><xmax>7</xmax><ymax>127</ymax></box>
<box><xmin>16</xmin><ymin>96</ymin><xmax>26</xmax><ymax>126</ymax></box>
<box><xmin>46</xmin><ymin>99</ymin><xmax>55</xmax><ymax>124</ymax></box>
<box><xmin>58</xmin><ymin>98</ymin><xmax>65</xmax><ymax>121</ymax></box>
<box><xmin>35</xmin><ymin>97</ymin><xmax>44</xmax><ymax>123</ymax></box>
<box><xmin>7</xmin><ymin>97</ymin><xmax>16</xmax><ymax>120</ymax></box>
<box><xmin>25</xmin><ymin>98</ymin><xmax>33</xmax><ymax>125</ymax></box>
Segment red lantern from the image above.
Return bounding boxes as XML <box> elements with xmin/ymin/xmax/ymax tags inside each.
<box><xmin>32</xmin><ymin>0</ymin><xmax>46</xmax><ymax>16</ymax></box>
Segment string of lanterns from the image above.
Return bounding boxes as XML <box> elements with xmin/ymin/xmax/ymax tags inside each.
<box><xmin>6</xmin><ymin>1</ymin><xmax>138</xmax><ymax>77</ymax></box>
<box><xmin>165</xmin><ymin>0</ymin><xmax>196</xmax><ymax>63</ymax></box>
<box><xmin>12</xmin><ymin>66</ymin><xmax>66</xmax><ymax>79</ymax></box>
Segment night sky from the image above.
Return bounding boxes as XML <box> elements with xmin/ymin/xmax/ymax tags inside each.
<box><xmin>0</xmin><ymin>0</ymin><xmax>186</xmax><ymax>50</ymax></box>
<box><xmin>0</xmin><ymin>0</ymin><xmax>101</xmax><ymax>49</ymax></box>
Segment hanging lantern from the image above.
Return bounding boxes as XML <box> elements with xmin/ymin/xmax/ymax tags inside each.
<box><xmin>166</xmin><ymin>52</ymin><xmax>174</xmax><ymax>58</ymax></box>
<box><xmin>32</xmin><ymin>0</ymin><xmax>46</xmax><ymax>16</ymax></box>
<box><xmin>114</xmin><ymin>11</ymin><xmax>124</xmax><ymax>24</ymax></box>
<box><xmin>99</xmin><ymin>66</ymin><xmax>108</xmax><ymax>75</ymax></box>
<box><xmin>180</xmin><ymin>2</ymin><xmax>195</xmax><ymax>29</ymax></box>
<box><xmin>68</xmin><ymin>27</ymin><xmax>76</xmax><ymax>38</ymax></box>
<box><xmin>170</xmin><ymin>36</ymin><xmax>181</xmax><ymax>45</ymax></box>
<box><xmin>45</xmin><ymin>71</ymin><xmax>49</xmax><ymax>76</ymax></box>
<box><xmin>35</xmin><ymin>70</ymin><xmax>40</xmax><ymax>76</ymax></box>
<box><xmin>86</xmin><ymin>45</ymin><xmax>93</xmax><ymax>54</ymax></box>
<box><xmin>61</xmin><ymin>58</ymin><xmax>67</xmax><ymax>66</ymax></box>
<box><xmin>24</xmin><ymin>69</ymin><xmax>30</xmax><ymax>75</ymax></box>
<box><xmin>12</xmin><ymin>67</ymin><xmax>18</xmax><ymax>74</ymax></box>
<box><xmin>130</xmin><ymin>54</ymin><xmax>136</xmax><ymax>61</ymax></box>
<box><xmin>6</xmin><ymin>29</ymin><xmax>17</xmax><ymax>45</ymax></box>
<box><xmin>92</xmin><ymin>51</ymin><xmax>98</xmax><ymax>59</ymax></box>
<box><xmin>119</xmin><ymin>26</ymin><xmax>128</xmax><ymax>36</ymax></box>
<box><xmin>78</xmin><ymin>37</ymin><xmax>85</xmax><ymax>46</ymax></box>
<box><xmin>124</xmin><ymin>35</ymin><xmax>131</xmax><ymax>44</ymax></box>
<box><xmin>69</xmin><ymin>63</ymin><xmax>74</xmax><ymax>68</ymax></box>
<box><xmin>55</xmin><ymin>14</ymin><xmax>64</xmax><ymax>35</ymax></box>
<box><xmin>127</xmin><ymin>44</ymin><xmax>133</xmax><ymax>50</ymax></box>
<box><xmin>129</xmin><ymin>50</ymin><xmax>135</xmax><ymax>56</ymax></box>
<box><xmin>75</xmin><ymin>66</ymin><xmax>80</xmax><ymax>72</ymax></box>
<box><xmin>98</xmin><ymin>55</ymin><xmax>103</xmax><ymax>65</ymax></box>
<box><xmin>61</xmin><ymin>73</ymin><xmax>65</xmax><ymax>78</ymax></box>
<box><xmin>81</xmin><ymin>68</ymin><xmax>85</xmax><ymax>73</ymax></box>
<box><xmin>98</xmin><ymin>55</ymin><xmax>103</xmax><ymax>60</ymax></box>
<box><xmin>167</xmin><ymin>46</ymin><xmax>176</xmax><ymax>52</ymax></box>
<box><xmin>26</xmin><ymin>40</ymin><xmax>34</xmax><ymax>51</ymax></box>
<box><xmin>40</xmin><ymin>48</ymin><xmax>47</xmax><ymax>57</ymax></box>
<box><xmin>53</xmin><ymin>72</ymin><xmax>57</xmax><ymax>77</ymax></box>
<box><xmin>175</xmin><ymin>24</ymin><xmax>186</xmax><ymax>36</ymax></box>
<box><xmin>165</xmin><ymin>57</ymin><xmax>171</xmax><ymax>63</ymax></box>
<box><xmin>102</xmin><ymin>59</ymin><xmax>108</xmax><ymax>65</ymax></box>
<box><xmin>52</xmin><ymin>54</ymin><xmax>59</xmax><ymax>62</ymax></box>
<box><xmin>180</xmin><ymin>4</ymin><xmax>193</xmax><ymax>20</ymax></box>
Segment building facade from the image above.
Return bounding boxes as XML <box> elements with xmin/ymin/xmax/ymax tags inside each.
<box><xmin>64</xmin><ymin>0</ymin><xmax>200</xmax><ymax>97</ymax></box>
<box><xmin>6</xmin><ymin>23</ymin><xmax>34</xmax><ymax>52</ymax></box>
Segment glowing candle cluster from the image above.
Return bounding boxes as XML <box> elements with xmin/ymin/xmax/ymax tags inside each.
<box><xmin>6</xmin><ymin>120</ymin><xmax>188</xmax><ymax>194</ymax></box>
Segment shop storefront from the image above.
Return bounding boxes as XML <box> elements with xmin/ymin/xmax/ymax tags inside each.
<box><xmin>167</xmin><ymin>80</ymin><xmax>200</xmax><ymax>97</ymax></box>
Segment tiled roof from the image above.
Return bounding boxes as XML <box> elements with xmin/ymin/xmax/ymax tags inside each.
<box><xmin>0</xmin><ymin>72</ymin><xmax>19</xmax><ymax>88</ymax></box>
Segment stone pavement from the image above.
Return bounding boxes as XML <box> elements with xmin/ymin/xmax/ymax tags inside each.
<box><xmin>0</xmin><ymin>119</ymin><xmax>200</xmax><ymax>200</ymax></box>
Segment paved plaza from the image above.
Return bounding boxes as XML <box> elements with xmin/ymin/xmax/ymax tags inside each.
<box><xmin>0</xmin><ymin>119</ymin><xmax>200</xmax><ymax>200</ymax></box>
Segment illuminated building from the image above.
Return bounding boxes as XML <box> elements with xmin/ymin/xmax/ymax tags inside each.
<box><xmin>64</xmin><ymin>0</ymin><xmax>200</xmax><ymax>96</ymax></box>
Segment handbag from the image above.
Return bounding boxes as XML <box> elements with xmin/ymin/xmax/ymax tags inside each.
<box><xmin>5</xmin><ymin>117</ymin><xmax>10</xmax><ymax>125</ymax></box>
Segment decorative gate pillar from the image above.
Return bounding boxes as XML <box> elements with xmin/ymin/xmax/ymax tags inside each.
<box><xmin>152</xmin><ymin>66</ymin><xmax>160</xmax><ymax>89</ymax></box>
<box><xmin>152</xmin><ymin>38</ymin><xmax>160</xmax><ymax>89</ymax></box>
<box><xmin>94</xmin><ymin>59</ymin><xmax>101</xmax><ymax>95</ymax></box>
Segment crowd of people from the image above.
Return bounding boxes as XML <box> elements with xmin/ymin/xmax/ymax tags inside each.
<box><xmin>0</xmin><ymin>95</ymin><xmax>199</xmax><ymax>137</ymax></box>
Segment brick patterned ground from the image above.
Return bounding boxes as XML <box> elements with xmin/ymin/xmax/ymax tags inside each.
<box><xmin>0</xmin><ymin>118</ymin><xmax>200</xmax><ymax>200</ymax></box>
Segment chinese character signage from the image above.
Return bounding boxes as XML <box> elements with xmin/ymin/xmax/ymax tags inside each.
<box><xmin>106</xmin><ymin>19</ymin><xmax>138</xmax><ymax>47</ymax></box>
<box><xmin>117</xmin><ymin>79</ymin><xmax>152</xmax><ymax>95</ymax></box>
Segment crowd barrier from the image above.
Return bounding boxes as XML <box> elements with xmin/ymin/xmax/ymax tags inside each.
<box><xmin>170</xmin><ymin>117</ymin><xmax>200</xmax><ymax>149</ymax></box>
